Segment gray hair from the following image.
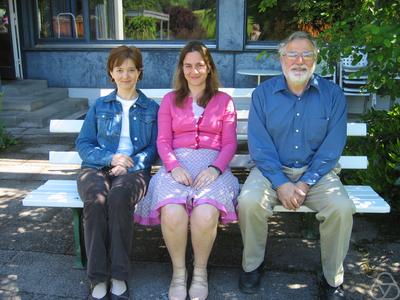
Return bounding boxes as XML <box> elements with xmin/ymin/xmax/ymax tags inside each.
<box><xmin>278</xmin><ymin>31</ymin><xmax>319</xmax><ymax>56</ymax></box>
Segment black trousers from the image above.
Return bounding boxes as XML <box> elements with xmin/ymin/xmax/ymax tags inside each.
<box><xmin>77</xmin><ymin>167</ymin><xmax>150</xmax><ymax>284</ymax></box>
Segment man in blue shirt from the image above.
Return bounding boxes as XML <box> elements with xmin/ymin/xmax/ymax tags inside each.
<box><xmin>237</xmin><ymin>31</ymin><xmax>355</xmax><ymax>300</ymax></box>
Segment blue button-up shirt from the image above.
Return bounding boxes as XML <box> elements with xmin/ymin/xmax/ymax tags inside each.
<box><xmin>248</xmin><ymin>74</ymin><xmax>347</xmax><ymax>189</ymax></box>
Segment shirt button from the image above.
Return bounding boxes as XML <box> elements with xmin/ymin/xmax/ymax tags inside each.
<box><xmin>294</xmin><ymin>145</ymin><xmax>299</xmax><ymax>149</ymax></box>
<box><xmin>298</xmin><ymin>97</ymin><xmax>301</xmax><ymax>101</ymax></box>
<box><xmin>133</xmin><ymin>117</ymin><xmax>137</xmax><ymax>120</ymax></box>
<box><xmin>296</xmin><ymin>113</ymin><xmax>300</xmax><ymax>116</ymax></box>
<box><xmin>295</xmin><ymin>129</ymin><xmax>299</xmax><ymax>133</ymax></box>
<box><xmin>134</xmin><ymin>137</ymin><xmax>138</xmax><ymax>141</ymax></box>
<box><xmin>133</xmin><ymin>105</ymin><xmax>136</xmax><ymax>108</ymax></box>
<box><xmin>295</xmin><ymin>161</ymin><xmax>299</xmax><ymax>164</ymax></box>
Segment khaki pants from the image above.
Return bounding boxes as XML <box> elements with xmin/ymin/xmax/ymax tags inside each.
<box><xmin>237</xmin><ymin>166</ymin><xmax>355</xmax><ymax>287</ymax></box>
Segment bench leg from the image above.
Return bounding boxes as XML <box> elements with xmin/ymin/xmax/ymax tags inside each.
<box><xmin>72</xmin><ymin>208</ymin><xmax>87</xmax><ymax>269</ymax></box>
<box><xmin>301</xmin><ymin>213</ymin><xmax>319</xmax><ymax>239</ymax></box>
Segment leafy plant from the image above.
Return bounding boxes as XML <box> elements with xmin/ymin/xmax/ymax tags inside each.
<box><xmin>0</xmin><ymin>123</ymin><xmax>16</xmax><ymax>150</ymax></box>
<box><xmin>167</xmin><ymin>6</ymin><xmax>197</xmax><ymax>38</ymax></box>
<box><xmin>193</xmin><ymin>8</ymin><xmax>216</xmax><ymax>39</ymax></box>
<box><xmin>0</xmin><ymin>92</ymin><xmax>16</xmax><ymax>150</ymax></box>
<box><xmin>124</xmin><ymin>16</ymin><xmax>157</xmax><ymax>40</ymax></box>
<box><xmin>253</xmin><ymin>1</ymin><xmax>400</xmax><ymax>106</ymax></box>
<box><xmin>341</xmin><ymin>104</ymin><xmax>400</xmax><ymax>211</ymax></box>
<box><xmin>315</xmin><ymin>0</ymin><xmax>400</xmax><ymax>106</ymax></box>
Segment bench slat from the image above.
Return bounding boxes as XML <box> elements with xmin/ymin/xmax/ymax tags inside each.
<box><xmin>48</xmin><ymin>151</ymin><xmax>368</xmax><ymax>169</ymax></box>
<box><xmin>22</xmin><ymin>180</ymin><xmax>390</xmax><ymax>213</ymax></box>
<box><xmin>50</xmin><ymin>120</ymin><xmax>367</xmax><ymax>137</ymax></box>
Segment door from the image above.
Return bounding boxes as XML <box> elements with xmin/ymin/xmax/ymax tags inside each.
<box><xmin>0</xmin><ymin>0</ymin><xmax>15</xmax><ymax>79</ymax></box>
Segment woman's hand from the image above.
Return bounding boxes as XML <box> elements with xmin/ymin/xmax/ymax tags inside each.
<box><xmin>193</xmin><ymin>167</ymin><xmax>220</xmax><ymax>190</ymax></box>
<box><xmin>111</xmin><ymin>154</ymin><xmax>133</xmax><ymax>169</ymax></box>
<box><xmin>108</xmin><ymin>165</ymin><xmax>128</xmax><ymax>177</ymax></box>
<box><xmin>171</xmin><ymin>166</ymin><xmax>193</xmax><ymax>186</ymax></box>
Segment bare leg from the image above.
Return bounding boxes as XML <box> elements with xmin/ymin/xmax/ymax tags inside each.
<box><xmin>161</xmin><ymin>204</ymin><xmax>189</xmax><ymax>300</ymax></box>
<box><xmin>189</xmin><ymin>204</ymin><xmax>219</xmax><ymax>300</ymax></box>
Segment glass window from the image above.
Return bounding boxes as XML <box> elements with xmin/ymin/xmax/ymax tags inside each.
<box><xmin>37</xmin><ymin>0</ymin><xmax>84</xmax><ymax>39</ymax></box>
<box><xmin>89</xmin><ymin>0</ymin><xmax>217</xmax><ymax>41</ymax></box>
<box><xmin>246</xmin><ymin>0</ymin><xmax>329</xmax><ymax>42</ymax></box>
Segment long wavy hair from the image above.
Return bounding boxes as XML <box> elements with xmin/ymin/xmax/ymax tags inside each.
<box><xmin>173</xmin><ymin>41</ymin><xmax>220</xmax><ymax>108</ymax></box>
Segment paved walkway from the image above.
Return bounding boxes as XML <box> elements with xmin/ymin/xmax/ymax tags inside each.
<box><xmin>0</xmin><ymin>127</ymin><xmax>399</xmax><ymax>299</ymax></box>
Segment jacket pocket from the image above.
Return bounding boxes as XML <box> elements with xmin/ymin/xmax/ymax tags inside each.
<box><xmin>96</xmin><ymin>112</ymin><xmax>120</xmax><ymax>137</ymax></box>
<box><xmin>137</xmin><ymin>113</ymin><xmax>156</xmax><ymax>144</ymax></box>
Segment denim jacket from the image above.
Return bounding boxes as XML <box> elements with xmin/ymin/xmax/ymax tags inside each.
<box><xmin>76</xmin><ymin>89</ymin><xmax>159</xmax><ymax>172</ymax></box>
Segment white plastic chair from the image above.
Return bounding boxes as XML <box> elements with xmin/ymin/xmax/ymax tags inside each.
<box><xmin>315</xmin><ymin>59</ymin><xmax>336</xmax><ymax>83</ymax></box>
<box><xmin>339</xmin><ymin>52</ymin><xmax>376</xmax><ymax>110</ymax></box>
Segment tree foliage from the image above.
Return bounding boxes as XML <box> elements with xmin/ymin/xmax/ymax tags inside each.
<box><xmin>297</xmin><ymin>0</ymin><xmax>400</xmax><ymax>102</ymax></box>
<box><xmin>342</xmin><ymin>105</ymin><xmax>400</xmax><ymax>211</ymax></box>
<box><xmin>255</xmin><ymin>0</ymin><xmax>400</xmax><ymax>103</ymax></box>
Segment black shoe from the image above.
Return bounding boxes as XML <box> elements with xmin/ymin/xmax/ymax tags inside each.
<box><xmin>320</xmin><ymin>277</ymin><xmax>346</xmax><ymax>300</ymax></box>
<box><xmin>238</xmin><ymin>263</ymin><xmax>264</xmax><ymax>294</ymax></box>
<box><xmin>110</xmin><ymin>282</ymin><xmax>130</xmax><ymax>300</ymax></box>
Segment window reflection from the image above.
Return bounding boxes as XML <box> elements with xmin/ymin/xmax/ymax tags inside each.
<box><xmin>246</xmin><ymin>0</ymin><xmax>330</xmax><ymax>42</ymax></box>
<box><xmin>37</xmin><ymin>0</ymin><xmax>84</xmax><ymax>39</ymax></box>
<box><xmin>89</xmin><ymin>0</ymin><xmax>216</xmax><ymax>41</ymax></box>
<box><xmin>35</xmin><ymin>0</ymin><xmax>216</xmax><ymax>41</ymax></box>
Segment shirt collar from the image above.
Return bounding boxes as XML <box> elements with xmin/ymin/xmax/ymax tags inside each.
<box><xmin>272</xmin><ymin>74</ymin><xmax>321</xmax><ymax>94</ymax></box>
<box><xmin>104</xmin><ymin>89</ymin><xmax>149</xmax><ymax>108</ymax></box>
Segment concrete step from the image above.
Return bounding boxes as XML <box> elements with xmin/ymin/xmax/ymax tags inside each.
<box><xmin>1</xmin><ymin>79</ymin><xmax>48</xmax><ymax>96</ymax></box>
<box><xmin>0</xmin><ymin>97</ymin><xmax>88</xmax><ymax>128</ymax></box>
<box><xmin>2</xmin><ymin>88</ymin><xmax>69</xmax><ymax>111</ymax></box>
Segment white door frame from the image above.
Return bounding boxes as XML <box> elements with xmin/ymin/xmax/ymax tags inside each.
<box><xmin>8</xmin><ymin>0</ymin><xmax>23</xmax><ymax>79</ymax></box>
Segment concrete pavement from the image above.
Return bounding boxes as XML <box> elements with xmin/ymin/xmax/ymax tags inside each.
<box><xmin>0</xmin><ymin>127</ymin><xmax>399</xmax><ymax>299</ymax></box>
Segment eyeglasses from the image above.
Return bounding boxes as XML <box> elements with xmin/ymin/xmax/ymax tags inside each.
<box><xmin>183</xmin><ymin>63</ymin><xmax>208</xmax><ymax>73</ymax></box>
<box><xmin>282</xmin><ymin>51</ymin><xmax>316</xmax><ymax>61</ymax></box>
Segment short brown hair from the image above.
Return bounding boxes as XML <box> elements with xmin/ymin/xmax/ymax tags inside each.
<box><xmin>107</xmin><ymin>46</ymin><xmax>143</xmax><ymax>81</ymax></box>
<box><xmin>173</xmin><ymin>41</ymin><xmax>220</xmax><ymax>108</ymax></box>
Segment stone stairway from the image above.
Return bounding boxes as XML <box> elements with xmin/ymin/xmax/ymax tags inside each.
<box><xmin>0</xmin><ymin>79</ymin><xmax>88</xmax><ymax>128</ymax></box>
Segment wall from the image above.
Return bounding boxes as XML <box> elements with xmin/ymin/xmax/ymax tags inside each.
<box><xmin>21</xmin><ymin>0</ymin><xmax>282</xmax><ymax>89</ymax></box>
<box><xmin>24</xmin><ymin>49</ymin><xmax>284</xmax><ymax>89</ymax></box>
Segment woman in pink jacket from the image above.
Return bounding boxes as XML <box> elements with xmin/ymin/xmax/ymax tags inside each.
<box><xmin>134</xmin><ymin>41</ymin><xmax>239</xmax><ymax>300</ymax></box>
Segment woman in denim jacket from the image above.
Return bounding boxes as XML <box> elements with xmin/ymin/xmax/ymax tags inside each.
<box><xmin>76</xmin><ymin>46</ymin><xmax>158</xmax><ymax>300</ymax></box>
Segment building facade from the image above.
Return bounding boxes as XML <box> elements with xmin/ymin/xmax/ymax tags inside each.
<box><xmin>2</xmin><ymin>0</ymin><xmax>289</xmax><ymax>89</ymax></box>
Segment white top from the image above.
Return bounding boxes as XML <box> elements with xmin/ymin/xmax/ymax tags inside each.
<box><xmin>116</xmin><ymin>95</ymin><xmax>138</xmax><ymax>155</ymax></box>
<box><xmin>192</xmin><ymin>101</ymin><xmax>205</xmax><ymax>120</ymax></box>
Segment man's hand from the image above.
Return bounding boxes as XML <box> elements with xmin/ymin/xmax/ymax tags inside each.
<box><xmin>108</xmin><ymin>165</ymin><xmax>127</xmax><ymax>177</ymax></box>
<box><xmin>111</xmin><ymin>154</ymin><xmax>133</xmax><ymax>169</ymax></box>
<box><xmin>171</xmin><ymin>166</ymin><xmax>193</xmax><ymax>186</ymax></box>
<box><xmin>193</xmin><ymin>167</ymin><xmax>219</xmax><ymax>190</ymax></box>
<box><xmin>294</xmin><ymin>181</ymin><xmax>310</xmax><ymax>206</ymax></box>
<box><xmin>276</xmin><ymin>182</ymin><xmax>299</xmax><ymax>210</ymax></box>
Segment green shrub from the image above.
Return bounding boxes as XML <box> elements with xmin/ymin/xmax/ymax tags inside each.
<box><xmin>124</xmin><ymin>16</ymin><xmax>157</xmax><ymax>40</ymax></box>
<box><xmin>0</xmin><ymin>123</ymin><xmax>16</xmax><ymax>150</ymax></box>
<box><xmin>0</xmin><ymin>92</ymin><xmax>16</xmax><ymax>150</ymax></box>
<box><xmin>341</xmin><ymin>104</ymin><xmax>400</xmax><ymax>211</ymax></box>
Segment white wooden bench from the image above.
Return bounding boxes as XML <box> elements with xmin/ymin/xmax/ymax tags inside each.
<box><xmin>22</xmin><ymin>91</ymin><xmax>390</xmax><ymax>268</ymax></box>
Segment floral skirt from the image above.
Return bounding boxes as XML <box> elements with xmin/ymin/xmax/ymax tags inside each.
<box><xmin>134</xmin><ymin>148</ymin><xmax>239</xmax><ymax>225</ymax></box>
